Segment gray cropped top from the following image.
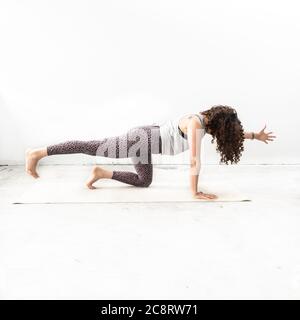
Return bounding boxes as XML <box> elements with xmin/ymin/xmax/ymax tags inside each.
<box><xmin>159</xmin><ymin>113</ymin><xmax>207</xmax><ymax>155</ymax></box>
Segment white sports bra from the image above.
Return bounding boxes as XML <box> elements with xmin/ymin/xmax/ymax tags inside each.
<box><xmin>159</xmin><ymin>113</ymin><xmax>207</xmax><ymax>155</ymax></box>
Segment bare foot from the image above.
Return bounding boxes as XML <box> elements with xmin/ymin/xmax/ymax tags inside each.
<box><xmin>86</xmin><ymin>166</ymin><xmax>108</xmax><ymax>190</ymax></box>
<box><xmin>25</xmin><ymin>148</ymin><xmax>47</xmax><ymax>178</ymax></box>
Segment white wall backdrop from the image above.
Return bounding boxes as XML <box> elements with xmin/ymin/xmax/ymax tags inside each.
<box><xmin>0</xmin><ymin>0</ymin><xmax>299</xmax><ymax>165</ymax></box>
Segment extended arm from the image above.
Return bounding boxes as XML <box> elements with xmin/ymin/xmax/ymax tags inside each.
<box><xmin>244</xmin><ymin>125</ymin><xmax>276</xmax><ymax>144</ymax></box>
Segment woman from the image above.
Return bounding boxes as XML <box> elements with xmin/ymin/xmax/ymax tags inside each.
<box><xmin>25</xmin><ymin>105</ymin><xmax>276</xmax><ymax>200</ymax></box>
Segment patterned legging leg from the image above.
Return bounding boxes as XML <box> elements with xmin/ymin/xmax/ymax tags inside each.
<box><xmin>47</xmin><ymin>125</ymin><xmax>162</xmax><ymax>187</ymax></box>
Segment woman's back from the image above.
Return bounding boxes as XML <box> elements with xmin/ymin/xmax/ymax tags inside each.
<box><xmin>159</xmin><ymin>113</ymin><xmax>206</xmax><ymax>155</ymax></box>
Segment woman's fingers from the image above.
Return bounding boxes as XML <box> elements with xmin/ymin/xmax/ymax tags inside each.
<box><xmin>194</xmin><ymin>193</ymin><xmax>213</xmax><ymax>200</ymax></box>
<box><xmin>194</xmin><ymin>192</ymin><xmax>218</xmax><ymax>200</ymax></box>
<box><xmin>202</xmin><ymin>193</ymin><xmax>218</xmax><ymax>199</ymax></box>
<box><xmin>195</xmin><ymin>194</ymin><xmax>209</xmax><ymax>200</ymax></box>
<box><xmin>260</xmin><ymin>125</ymin><xmax>267</xmax><ymax>133</ymax></box>
<box><xmin>208</xmin><ymin>194</ymin><xmax>217</xmax><ymax>199</ymax></box>
<box><xmin>266</xmin><ymin>133</ymin><xmax>276</xmax><ymax>142</ymax></box>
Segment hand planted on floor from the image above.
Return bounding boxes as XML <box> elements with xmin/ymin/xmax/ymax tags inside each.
<box><xmin>193</xmin><ymin>191</ymin><xmax>218</xmax><ymax>200</ymax></box>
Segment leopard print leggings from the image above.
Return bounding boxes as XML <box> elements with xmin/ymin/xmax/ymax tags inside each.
<box><xmin>47</xmin><ymin>125</ymin><xmax>162</xmax><ymax>187</ymax></box>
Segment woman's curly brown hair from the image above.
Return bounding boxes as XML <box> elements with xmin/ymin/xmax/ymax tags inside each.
<box><xmin>201</xmin><ymin>105</ymin><xmax>245</xmax><ymax>164</ymax></box>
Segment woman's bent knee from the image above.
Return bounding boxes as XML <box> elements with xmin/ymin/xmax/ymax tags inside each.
<box><xmin>138</xmin><ymin>178</ymin><xmax>152</xmax><ymax>187</ymax></box>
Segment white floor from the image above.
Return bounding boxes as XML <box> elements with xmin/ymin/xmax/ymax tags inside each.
<box><xmin>0</xmin><ymin>164</ymin><xmax>299</xmax><ymax>299</ymax></box>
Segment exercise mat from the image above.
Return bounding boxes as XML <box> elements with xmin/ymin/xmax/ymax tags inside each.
<box><xmin>14</xmin><ymin>165</ymin><xmax>251</xmax><ymax>204</ymax></box>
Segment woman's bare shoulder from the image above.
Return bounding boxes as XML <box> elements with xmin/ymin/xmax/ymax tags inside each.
<box><xmin>179</xmin><ymin>114</ymin><xmax>202</xmax><ymax>133</ymax></box>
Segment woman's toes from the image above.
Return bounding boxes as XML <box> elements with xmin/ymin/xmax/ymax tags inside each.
<box><xmin>86</xmin><ymin>182</ymin><xmax>97</xmax><ymax>190</ymax></box>
<box><xmin>86</xmin><ymin>178</ymin><xmax>98</xmax><ymax>189</ymax></box>
<box><xmin>25</xmin><ymin>150</ymin><xmax>40</xmax><ymax>178</ymax></box>
<box><xmin>86</xmin><ymin>166</ymin><xmax>105</xmax><ymax>189</ymax></box>
<box><xmin>27</xmin><ymin>169</ymin><xmax>39</xmax><ymax>179</ymax></box>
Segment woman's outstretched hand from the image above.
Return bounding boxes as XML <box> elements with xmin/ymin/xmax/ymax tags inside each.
<box><xmin>193</xmin><ymin>191</ymin><xmax>218</xmax><ymax>200</ymax></box>
<box><xmin>256</xmin><ymin>125</ymin><xmax>276</xmax><ymax>144</ymax></box>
